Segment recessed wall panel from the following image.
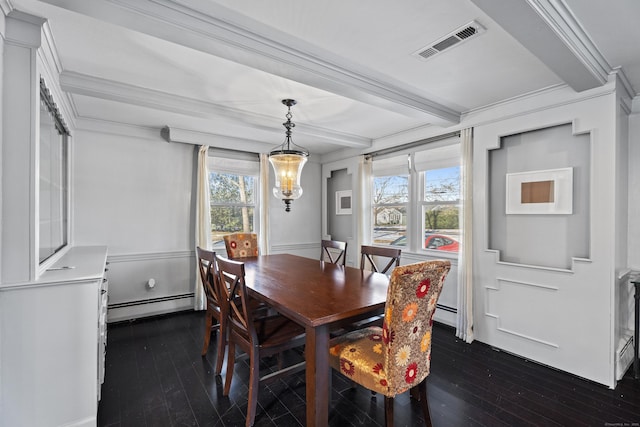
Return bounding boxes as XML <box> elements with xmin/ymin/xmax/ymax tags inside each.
<box><xmin>488</xmin><ymin>124</ymin><xmax>590</xmax><ymax>269</ymax></box>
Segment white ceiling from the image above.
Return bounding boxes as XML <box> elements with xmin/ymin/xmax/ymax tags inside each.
<box><xmin>7</xmin><ymin>0</ymin><xmax>640</xmax><ymax>156</ymax></box>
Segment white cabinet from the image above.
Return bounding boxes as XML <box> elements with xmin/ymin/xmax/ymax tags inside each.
<box><xmin>98</xmin><ymin>272</ymin><xmax>109</xmax><ymax>400</ymax></box>
<box><xmin>0</xmin><ymin>246</ymin><xmax>108</xmax><ymax>427</ymax></box>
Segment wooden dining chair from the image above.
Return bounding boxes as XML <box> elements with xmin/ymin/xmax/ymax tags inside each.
<box><xmin>320</xmin><ymin>239</ymin><xmax>347</xmax><ymax>266</ymax></box>
<box><xmin>216</xmin><ymin>255</ymin><xmax>306</xmax><ymax>427</ymax></box>
<box><xmin>329</xmin><ymin>260</ymin><xmax>451</xmax><ymax>427</ymax></box>
<box><xmin>223</xmin><ymin>233</ymin><xmax>259</xmax><ymax>259</ymax></box>
<box><xmin>360</xmin><ymin>245</ymin><xmax>401</xmax><ymax>274</ymax></box>
<box><xmin>195</xmin><ymin>247</ymin><xmax>226</xmax><ymax>375</ymax></box>
<box><xmin>347</xmin><ymin>245</ymin><xmax>403</xmax><ymax>331</ymax></box>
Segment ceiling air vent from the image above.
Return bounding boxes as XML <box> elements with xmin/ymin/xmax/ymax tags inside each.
<box><xmin>413</xmin><ymin>20</ymin><xmax>485</xmax><ymax>61</ymax></box>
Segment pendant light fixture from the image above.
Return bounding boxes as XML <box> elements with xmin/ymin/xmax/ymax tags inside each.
<box><xmin>268</xmin><ymin>99</ymin><xmax>309</xmax><ymax>212</ymax></box>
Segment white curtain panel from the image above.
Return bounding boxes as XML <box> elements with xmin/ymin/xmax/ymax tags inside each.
<box><xmin>456</xmin><ymin>128</ymin><xmax>474</xmax><ymax>342</ymax></box>
<box><xmin>259</xmin><ymin>153</ymin><xmax>270</xmax><ymax>255</ymax></box>
<box><xmin>357</xmin><ymin>156</ymin><xmax>373</xmax><ymax>260</ymax></box>
<box><xmin>194</xmin><ymin>145</ymin><xmax>211</xmax><ymax>310</ymax></box>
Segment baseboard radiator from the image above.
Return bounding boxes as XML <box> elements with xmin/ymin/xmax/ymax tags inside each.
<box><xmin>107</xmin><ymin>293</ymin><xmax>195</xmax><ymax>322</ymax></box>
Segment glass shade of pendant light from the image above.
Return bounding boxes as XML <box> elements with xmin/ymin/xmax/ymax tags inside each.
<box><xmin>268</xmin><ymin>99</ymin><xmax>309</xmax><ymax>212</ymax></box>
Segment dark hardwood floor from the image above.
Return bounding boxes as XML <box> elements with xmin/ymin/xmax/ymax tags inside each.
<box><xmin>98</xmin><ymin>311</ymin><xmax>640</xmax><ymax>427</ymax></box>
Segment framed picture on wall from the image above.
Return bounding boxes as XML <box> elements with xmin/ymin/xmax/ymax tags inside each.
<box><xmin>336</xmin><ymin>190</ymin><xmax>352</xmax><ymax>215</ymax></box>
<box><xmin>506</xmin><ymin>167</ymin><xmax>573</xmax><ymax>214</ymax></box>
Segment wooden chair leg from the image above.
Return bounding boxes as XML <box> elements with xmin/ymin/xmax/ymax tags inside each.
<box><xmin>418</xmin><ymin>378</ymin><xmax>432</xmax><ymax>427</ymax></box>
<box><xmin>214</xmin><ymin>320</ymin><xmax>225</xmax><ymax>375</ymax></box>
<box><xmin>384</xmin><ymin>396</ymin><xmax>394</xmax><ymax>427</ymax></box>
<box><xmin>223</xmin><ymin>340</ymin><xmax>235</xmax><ymax>396</ymax></box>
<box><xmin>245</xmin><ymin>348</ymin><xmax>260</xmax><ymax>427</ymax></box>
<box><xmin>410</xmin><ymin>385</ymin><xmax>419</xmax><ymax>401</ymax></box>
<box><xmin>201</xmin><ymin>311</ymin><xmax>213</xmax><ymax>356</ymax></box>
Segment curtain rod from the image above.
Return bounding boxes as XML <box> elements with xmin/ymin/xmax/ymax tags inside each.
<box><xmin>364</xmin><ymin>131</ymin><xmax>460</xmax><ymax>159</ymax></box>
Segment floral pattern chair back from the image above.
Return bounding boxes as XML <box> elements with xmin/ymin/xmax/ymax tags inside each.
<box><xmin>329</xmin><ymin>259</ymin><xmax>451</xmax><ymax>397</ymax></box>
<box><xmin>381</xmin><ymin>260</ymin><xmax>450</xmax><ymax>394</ymax></box>
<box><xmin>223</xmin><ymin>233</ymin><xmax>259</xmax><ymax>259</ymax></box>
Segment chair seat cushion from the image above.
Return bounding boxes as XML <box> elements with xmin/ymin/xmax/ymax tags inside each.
<box><xmin>329</xmin><ymin>326</ymin><xmax>399</xmax><ymax>397</ymax></box>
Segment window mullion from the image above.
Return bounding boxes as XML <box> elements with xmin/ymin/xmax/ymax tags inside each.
<box><xmin>407</xmin><ymin>168</ymin><xmax>421</xmax><ymax>252</ymax></box>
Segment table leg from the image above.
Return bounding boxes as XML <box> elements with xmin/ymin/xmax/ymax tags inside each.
<box><xmin>306</xmin><ymin>324</ymin><xmax>330</xmax><ymax>427</ymax></box>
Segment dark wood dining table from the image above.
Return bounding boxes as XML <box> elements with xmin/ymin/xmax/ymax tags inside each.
<box><xmin>242</xmin><ymin>253</ymin><xmax>390</xmax><ymax>427</ymax></box>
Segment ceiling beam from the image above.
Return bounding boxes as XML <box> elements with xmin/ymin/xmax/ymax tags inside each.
<box><xmin>39</xmin><ymin>0</ymin><xmax>460</xmax><ymax>124</ymax></box>
<box><xmin>60</xmin><ymin>70</ymin><xmax>372</xmax><ymax>148</ymax></box>
<box><xmin>470</xmin><ymin>0</ymin><xmax>610</xmax><ymax>92</ymax></box>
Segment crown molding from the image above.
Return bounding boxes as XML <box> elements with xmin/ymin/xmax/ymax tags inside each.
<box><xmin>40</xmin><ymin>0</ymin><xmax>459</xmax><ymax>124</ymax></box>
<box><xmin>527</xmin><ymin>0</ymin><xmax>610</xmax><ymax>84</ymax></box>
<box><xmin>0</xmin><ymin>0</ymin><xmax>14</xmax><ymax>15</ymax></box>
<box><xmin>60</xmin><ymin>70</ymin><xmax>371</xmax><ymax>148</ymax></box>
<box><xmin>471</xmin><ymin>0</ymin><xmax>609</xmax><ymax>92</ymax></box>
<box><xmin>38</xmin><ymin>20</ymin><xmax>76</xmax><ymax>130</ymax></box>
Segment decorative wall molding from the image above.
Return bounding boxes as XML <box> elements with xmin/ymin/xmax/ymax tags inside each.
<box><xmin>270</xmin><ymin>242</ymin><xmax>319</xmax><ymax>252</ymax></box>
<box><xmin>107</xmin><ymin>250</ymin><xmax>193</xmax><ymax>263</ymax></box>
<box><xmin>495</xmin><ymin>277</ymin><xmax>559</xmax><ymax>291</ymax></box>
<box><xmin>484</xmin><ymin>278</ymin><xmax>561</xmax><ymax>348</ymax></box>
<box><xmin>462</xmin><ymin>82</ymin><xmax>615</xmax><ymax>129</ymax></box>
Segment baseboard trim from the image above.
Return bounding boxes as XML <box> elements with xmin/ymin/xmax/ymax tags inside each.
<box><xmin>616</xmin><ymin>333</ymin><xmax>635</xmax><ymax>380</ymax></box>
<box><xmin>107</xmin><ymin>294</ymin><xmax>194</xmax><ymax>322</ymax></box>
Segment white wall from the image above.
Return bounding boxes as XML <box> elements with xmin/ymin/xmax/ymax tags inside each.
<box><xmin>73</xmin><ymin>129</ymin><xmax>323</xmax><ymax>320</ymax></box>
<box><xmin>628</xmin><ymin>112</ymin><xmax>640</xmax><ymax>268</ymax></box>
<box><xmin>269</xmin><ymin>159</ymin><xmax>322</xmax><ymax>259</ymax></box>
<box><xmin>73</xmin><ymin>129</ymin><xmax>196</xmax><ymax>321</ymax></box>
<box><xmin>469</xmin><ymin>81</ymin><xmax>621</xmax><ymax>388</ymax></box>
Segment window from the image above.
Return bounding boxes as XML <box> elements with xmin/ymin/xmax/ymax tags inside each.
<box><xmin>371</xmin><ymin>140</ymin><xmax>460</xmax><ymax>254</ymax></box>
<box><xmin>39</xmin><ymin>79</ymin><xmax>69</xmax><ymax>263</ymax></box>
<box><xmin>421</xmin><ymin>165</ymin><xmax>460</xmax><ymax>252</ymax></box>
<box><xmin>372</xmin><ymin>175</ymin><xmax>408</xmax><ymax>245</ymax></box>
<box><xmin>208</xmin><ymin>152</ymin><xmax>260</xmax><ymax>249</ymax></box>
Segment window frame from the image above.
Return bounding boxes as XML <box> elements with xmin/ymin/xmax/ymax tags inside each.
<box><xmin>38</xmin><ymin>78</ymin><xmax>70</xmax><ymax>266</ymax></box>
<box><xmin>207</xmin><ymin>152</ymin><xmax>260</xmax><ymax>250</ymax></box>
<box><xmin>370</xmin><ymin>141</ymin><xmax>461</xmax><ymax>258</ymax></box>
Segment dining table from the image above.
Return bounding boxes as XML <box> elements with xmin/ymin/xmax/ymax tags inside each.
<box><xmin>242</xmin><ymin>253</ymin><xmax>390</xmax><ymax>427</ymax></box>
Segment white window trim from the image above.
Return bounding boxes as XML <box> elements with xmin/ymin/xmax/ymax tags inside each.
<box><xmin>208</xmin><ymin>152</ymin><xmax>261</xmax><ymax>249</ymax></box>
<box><xmin>369</xmin><ymin>142</ymin><xmax>461</xmax><ymax>258</ymax></box>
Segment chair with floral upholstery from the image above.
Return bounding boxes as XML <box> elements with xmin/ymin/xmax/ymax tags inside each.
<box><xmin>223</xmin><ymin>233</ymin><xmax>259</xmax><ymax>259</ymax></box>
<box><xmin>328</xmin><ymin>260</ymin><xmax>451</xmax><ymax>427</ymax></box>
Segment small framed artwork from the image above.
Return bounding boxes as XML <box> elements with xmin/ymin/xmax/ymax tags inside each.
<box><xmin>335</xmin><ymin>190</ymin><xmax>352</xmax><ymax>215</ymax></box>
<box><xmin>506</xmin><ymin>167</ymin><xmax>573</xmax><ymax>214</ymax></box>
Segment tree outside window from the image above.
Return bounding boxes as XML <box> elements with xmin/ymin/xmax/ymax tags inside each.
<box><xmin>209</xmin><ymin>172</ymin><xmax>256</xmax><ymax>247</ymax></box>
